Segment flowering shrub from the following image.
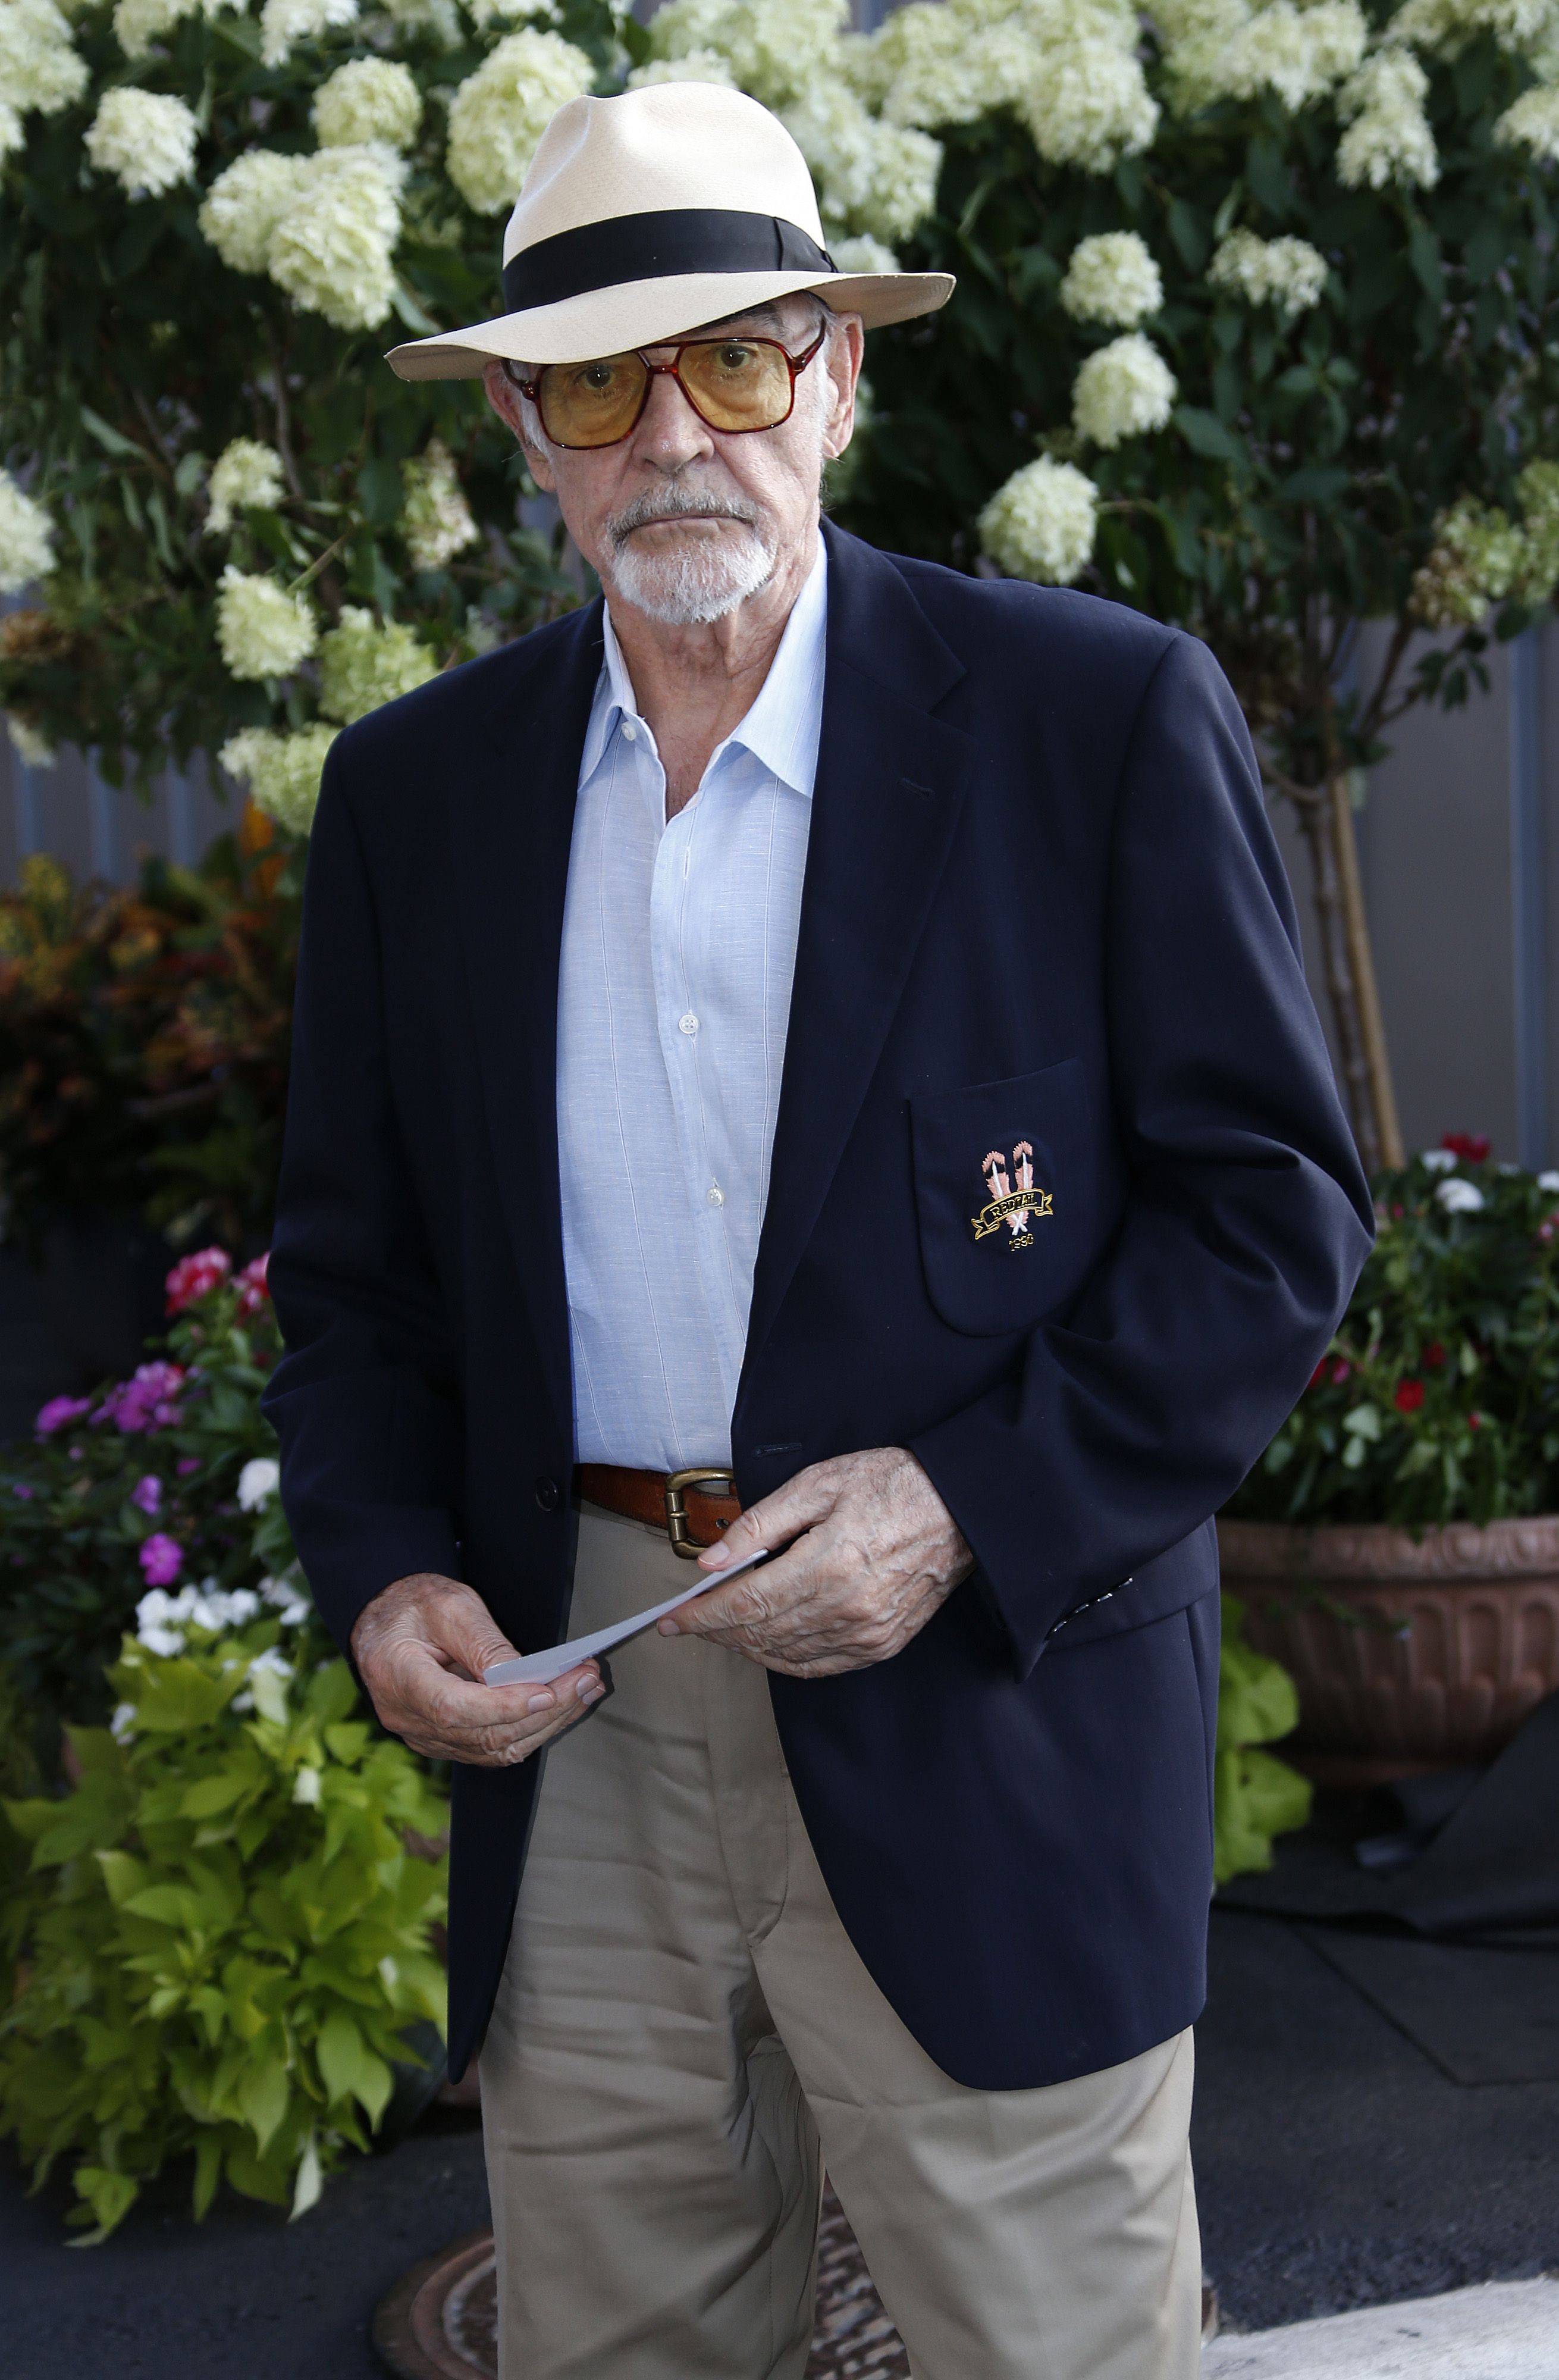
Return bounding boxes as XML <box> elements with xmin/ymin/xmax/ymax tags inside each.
<box><xmin>0</xmin><ymin>1611</ymin><xmax>448</xmax><ymax>2240</ymax></box>
<box><xmin>0</xmin><ymin>834</ymin><xmax>294</xmax><ymax>1251</ymax></box>
<box><xmin>1216</xmin><ymin>1596</ymin><xmax>1311</xmax><ymax>1881</ymax></box>
<box><xmin>1228</xmin><ymin>1139</ymin><xmax>1559</xmax><ymax>1527</ymax></box>
<box><xmin>0</xmin><ymin>1244</ymin><xmax>290</xmax><ymax>1768</ymax></box>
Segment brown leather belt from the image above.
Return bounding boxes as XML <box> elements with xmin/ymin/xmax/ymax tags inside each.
<box><xmin>576</xmin><ymin>1463</ymin><xmax>742</xmax><ymax>1558</ymax></box>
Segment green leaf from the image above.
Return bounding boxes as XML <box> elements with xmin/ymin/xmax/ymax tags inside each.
<box><xmin>1276</xmin><ymin>466</ymin><xmax>1352</xmax><ymax>505</ymax></box>
<box><xmin>77</xmin><ymin>406</ymin><xmax>143</xmax><ymax>461</ymax></box>
<box><xmin>70</xmin><ymin>2168</ymin><xmax>140</xmax><ymax>2244</ymax></box>
<box><xmin>1175</xmin><ymin>407</ymin><xmax>1243</xmax><ymax>461</ymax></box>
<box><xmin>237</xmin><ymin>2055</ymin><xmax>290</xmax><ymax>2154</ymax></box>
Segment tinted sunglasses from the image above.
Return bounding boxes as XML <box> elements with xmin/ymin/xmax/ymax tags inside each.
<box><xmin>509</xmin><ymin>328</ymin><xmax>827</xmax><ymax>450</ymax></box>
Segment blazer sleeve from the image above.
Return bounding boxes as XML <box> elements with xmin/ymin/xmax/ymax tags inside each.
<box><xmin>909</xmin><ymin>629</ymin><xmax>1374</xmax><ymax>1675</ymax></box>
<box><xmin>260</xmin><ymin>747</ymin><xmax>465</xmax><ymax>1656</ymax></box>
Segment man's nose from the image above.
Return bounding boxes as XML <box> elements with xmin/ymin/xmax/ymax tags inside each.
<box><xmin>630</xmin><ymin>365</ymin><xmax>716</xmax><ymax>472</ymax></box>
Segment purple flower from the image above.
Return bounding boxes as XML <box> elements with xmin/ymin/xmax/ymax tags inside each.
<box><xmin>176</xmin><ymin>1457</ymin><xmax>201</xmax><ymax>1477</ymax></box>
<box><xmin>36</xmin><ymin>1395</ymin><xmax>92</xmax><ymax>1436</ymax></box>
<box><xmin>138</xmin><ymin>1533</ymin><xmax>184</xmax><ymax>1586</ymax></box>
<box><xmin>95</xmin><ymin>1363</ymin><xmax>187</xmax><ymax>1436</ymax></box>
<box><xmin>131</xmin><ymin>1475</ymin><xmax>163</xmax><ymax>1516</ymax></box>
<box><xmin>11</xmin><ymin>1484</ymin><xmax>34</xmax><ymax>1501</ymax></box>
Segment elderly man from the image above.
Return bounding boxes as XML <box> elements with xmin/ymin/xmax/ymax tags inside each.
<box><xmin>264</xmin><ymin>79</ymin><xmax>1370</xmax><ymax>2380</ymax></box>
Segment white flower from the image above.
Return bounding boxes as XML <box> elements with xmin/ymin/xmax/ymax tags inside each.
<box><xmin>135</xmin><ymin>1586</ymin><xmax>187</xmax><ymax>1655</ymax></box>
<box><xmin>206</xmin><ymin>439</ymin><xmax>286</xmax><ymax>536</ymax></box>
<box><xmin>216</xmin><ymin>568</ymin><xmax>319</xmax><ymax>681</ymax></box>
<box><xmin>318</xmin><ymin>606</ymin><xmax>440</xmax><ymax>724</ymax></box>
<box><xmin>468</xmin><ymin>0</ymin><xmax>559</xmax><ymax>23</ymax></box>
<box><xmin>86</xmin><ymin>87</ymin><xmax>199</xmax><ymax>199</ymax></box>
<box><xmin>782</xmin><ymin>84</ymin><xmax>942</xmax><ymax>244</ymax></box>
<box><xmin>199</xmin><ymin>149</ymin><xmax>308</xmax><ymax>277</ymax></box>
<box><xmin>313</xmin><ymin>57</ymin><xmax>423</xmax><ymax>150</ymax></box>
<box><xmin>1163</xmin><ymin>0</ymin><xmax>1367</xmax><ymax>108</ymax></box>
<box><xmin>1061</xmin><ymin>231</ymin><xmax>1162</xmax><ymax>326</ymax></box>
<box><xmin>1539</xmin><ymin>1169</ymin><xmax>1559</xmax><ymax>1191</ymax></box>
<box><xmin>647</xmin><ymin>0</ymin><xmax>847</xmax><ymax>111</ymax></box>
<box><xmin>830</xmin><ymin>231</ymin><xmax>902</xmax><ymax>272</ymax></box>
<box><xmin>1495</xmin><ymin>80</ymin><xmax>1559</xmax><ymax>161</ymax></box>
<box><xmin>383</xmin><ymin>0</ymin><xmax>459</xmax><ymax>33</ymax></box>
<box><xmin>626</xmin><ymin>46</ymin><xmax>736</xmax><ymax>87</ymax></box>
<box><xmin>401</xmin><ymin>439</ymin><xmax>479</xmax><ymax>570</ymax></box>
<box><xmin>221</xmin><ymin>723</ymin><xmax>338</xmax><ymax>835</ymax></box>
<box><xmin>0</xmin><ymin>0</ymin><xmax>88</xmax><ymax>120</ymax></box>
<box><xmin>258</xmin><ymin>0</ymin><xmax>358</xmax><ymax>68</ymax></box>
<box><xmin>109</xmin><ymin>1702</ymin><xmax>138</xmax><ymax>1743</ymax></box>
<box><xmin>1410</xmin><ymin>496</ymin><xmax>1526</xmax><ymax>627</ymax></box>
<box><xmin>6</xmin><ymin>715</ymin><xmax>56</xmax><ymax>768</ymax></box>
<box><xmin>259</xmin><ymin>1571</ymin><xmax>314</xmax><ymax>1625</ymax></box>
<box><xmin>446</xmin><ymin>27</ymin><xmax>595</xmax><ymax>215</ymax></box>
<box><xmin>1022</xmin><ymin>35</ymin><xmax>1160</xmax><ymax>173</ymax></box>
<box><xmin>1072</xmin><ymin>331</ymin><xmax>1177</xmax><ymax>448</ymax></box>
<box><xmin>0</xmin><ymin>466</ymin><xmax>57</xmax><ymax>593</ymax></box>
<box><xmin>1207</xmin><ymin>228</ymin><xmax>1328</xmax><ymax>315</ymax></box>
<box><xmin>293</xmin><ymin>1764</ymin><xmax>322</xmax><ymax>1805</ymax></box>
<box><xmin>0</xmin><ymin>99</ymin><xmax>23</xmax><ymax>163</ymax></box>
<box><xmin>1337</xmin><ymin>49</ymin><xmax>1439</xmax><ymax>189</ymax></box>
<box><xmin>112</xmin><ymin>0</ymin><xmax>198</xmax><ymax>59</ymax></box>
<box><xmin>237</xmin><ymin>1455</ymin><xmax>281</xmax><ymax>1511</ymax></box>
<box><xmin>1420</xmin><ymin>1147</ymin><xmax>1458</xmax><ymax>1169</ymax></box>
<box><xmin>265</xmin><ymin>145</ymin><xmax>404</xmax><ymax>331</ymax></box>
<box><xmin>978</xmin><ymin>454</ymin><xmax>1100</xmax><ymax>585</ymax></box>
<box><xmin>188</xmin><ymin>1584</ymin><xmax>261</xmax><ymax>1630</ymax></box>
<box><xmin>1388</xmin><ymin>0</ymin><xmax>1556</xmax><ymax>58</ymax></box>
<box><xmin>1436</xmin><ymin>1176</ymin><xmax>1486</xmax><ymax>1213</ymax></box>
<box><xmin>247</xmin><ymin>1645</ymin><xmax>294</xmax><ymax>1679</ymax></box>
<box><xmin>867</xmin><ymin>0</ymin><xmax>1035</xmax><ymax>130</ymax></box>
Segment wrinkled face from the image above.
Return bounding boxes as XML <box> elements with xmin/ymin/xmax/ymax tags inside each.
<box><xmin>484</xmin><ymin>295</ymin><xmax>863</xmax><ymax>626</ymax></box>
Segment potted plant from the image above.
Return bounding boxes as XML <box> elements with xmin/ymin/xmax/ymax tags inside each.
<box><xmin>1220</xmin><ymin>1136</ymin><xmax>1559</xmax><ymax>1781</ymax></box>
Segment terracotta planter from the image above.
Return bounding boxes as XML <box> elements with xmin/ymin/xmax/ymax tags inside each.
<box><xmin>1218</xmin><ymin>1514</ymin><xmax>1559</xmax><ymax>1784</ymax></box>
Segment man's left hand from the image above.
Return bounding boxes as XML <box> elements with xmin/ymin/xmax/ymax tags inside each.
<box><xmin>658</xmin><ymin>1447</ymin><xmax>974</xmax><ymax>1677</ymax></box>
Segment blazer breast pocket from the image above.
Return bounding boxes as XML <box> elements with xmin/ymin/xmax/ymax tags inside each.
<box><xmin>909</xmin><ymin>1059</ymin><xmax>1096</xmax><ymax>1337</ymax></box>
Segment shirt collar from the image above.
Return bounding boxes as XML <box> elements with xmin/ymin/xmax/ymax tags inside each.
<box><xmin>581</xmin><ymin>533</ymin><xmax>828</xmax><ymax>799</ymax></box>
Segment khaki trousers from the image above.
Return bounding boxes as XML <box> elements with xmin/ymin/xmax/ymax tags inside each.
<box><xmin>480</xmin><ymin>1506</ymin><xmax>1202</xmax><ymax>2380</ymax></box>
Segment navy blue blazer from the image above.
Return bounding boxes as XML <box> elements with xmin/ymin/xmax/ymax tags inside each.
<box><xmin>263</xmin><ymin>520</ymin><xmax>1372</xmax><ymax>2090</ymax></box>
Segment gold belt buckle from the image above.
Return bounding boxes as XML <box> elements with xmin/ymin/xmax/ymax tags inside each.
<box><xmin>664</xmin><ymin>1467</ymin><xmax>735</xmax><ymax>1559</ymax></box>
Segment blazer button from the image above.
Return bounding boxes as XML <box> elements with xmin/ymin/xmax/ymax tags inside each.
<box><xmin>534</xmin><ymin>1474</ymin><xmax>562</xmax><ymax>1512</ymax></box>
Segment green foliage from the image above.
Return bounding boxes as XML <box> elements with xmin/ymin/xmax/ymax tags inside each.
<box><xmin>1</xmin><ymin>1606</ymin><xmax>448</xmax><ymax>2241</ymax></box>
<box><xmin>1215</xmin><ymin>1592</ymin><xmax>1311</xmax><ymax>1883</ymax></box>
<box><xmin>0</xmin><ymin>1248</ymin><xmax>288</xmax><ymax>1770</ymax></box>
<box><xmin>1230</xmin><ymin>1142</ymin><xmax>1559</xmax><ymax>1526</ymax></box>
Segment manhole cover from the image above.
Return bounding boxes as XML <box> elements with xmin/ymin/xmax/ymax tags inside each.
<box><xmin>374</xmin><ymin>2186</ymin><xmax>909</xmax><ymax>2378</ymax></box>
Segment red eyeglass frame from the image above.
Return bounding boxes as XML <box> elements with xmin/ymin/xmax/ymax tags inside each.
<box><xmin>505</xmin><ymin>328</ymin><xmax>828</xmax><ymax>450</ymax></box>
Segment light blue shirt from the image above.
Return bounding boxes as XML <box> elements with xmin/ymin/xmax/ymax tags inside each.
<box><xmin>556</xmin><ymin>538</ymin><xmax>827</xmax><ymax>1471</ymax></box>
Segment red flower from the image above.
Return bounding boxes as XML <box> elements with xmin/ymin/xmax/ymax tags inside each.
<box><xmin>234</xmin><ymin>1251</ymin><xmax>271</xmax><ymax>1317</ymax></box>
<box><xmin>1423</xmin><ymin>1342</ymin><xmax>1445</xmax><ymax>1368</ymax></box>
<box><xmin>1392</xmin><ymin>1204</ymin><xmax>1405</xmax><ymax>1222</ymax></box>
<box><xmin>165</xmin><ymin>1247</ymin><xmax>232</xmax><ymax>1316</ymax></box>
<box><xmin>1309</xmin><ymin>1358</ymin><xmax>1329</xmax><ymax>1389</ymax></box>
<box><xmin>1394</xmin><ymin>1379</ymin><xmax>1425</xmax><ymax>1414</ymax></box>
<box><xmin>1440</xmin><ymin>1132</ymin><xmax>1491</xmax><ymax>1164</ymax></box>
<box><xmin>1331</xmin><ymin>1357</ymin><xmax>1351</xmax><ymax>1385</ymax></box>
<box><xmin>1468</xmin><ymin>1412</ymin><xmax>1483</xmax><ymax>1432</ymax></box>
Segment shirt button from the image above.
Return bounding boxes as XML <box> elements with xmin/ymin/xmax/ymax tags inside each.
<box><xmin>622</xmin><ymin>720</ymin><xmax>638</xmax><ymax>743</ymax></box>
<box><xmin>707</xmin><ymin>1183</ymin><xmax>724</xmax><ymax>1207</ymax></box>
<box><xmin>679</xmin><ymin>1013</ymin><xmax>699</xmax><ymax>1036</ymax></box>
<box><xmin>534</xmin><ymin>1474</ymin><xmax>562</xmax><ymax>1512</ymax></box>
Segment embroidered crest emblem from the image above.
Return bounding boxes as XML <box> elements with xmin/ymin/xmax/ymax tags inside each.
<box><xmin>971</xmin><ymin>1142</ymin><xmax>1054</xmax><ymax>1250</ymax></box>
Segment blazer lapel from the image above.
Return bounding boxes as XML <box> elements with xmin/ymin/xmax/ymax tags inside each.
<box><xmin>743</xmin><ymin>526</ymin><xmax>975</xmax><ymax>1381</ymax></box>
<box><xmin>448</xmin><ymin>603</ymin><xmax>604</xmax><ymax>1449</ymax></box>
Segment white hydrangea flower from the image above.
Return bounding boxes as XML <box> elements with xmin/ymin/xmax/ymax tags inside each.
<box><xmin>258</xmin><ymin>0</ymin><xmax>358</xmax><ymax>68</ymax></box>
<box><xmin>112</xmin><ymin>0</ymin><xmax>197</xmax><ymax>59</ymax></box>
<box><xmin>647</xmin><ymin>0</ymin><xmax>847</xmax><ymax>111</ymax></box>
<box><xmin>402</xmin><ymin>438</ymin><xmax>480</xmax><ymax>569</ymax></box>
<box><xmin>0</xmin><ymin>100</ymin><xmax>23</xmax><ymax>162</ymax></box>
<box><xmin>206</xmin><ymin>438</ymin><xmax>286</xmax><ymax>535</ymax></box>
<box><xmin>1207</xmin><ymin>227</ymin><xmax>1328</xmax><ymax>315</ymax></box>
<box><xmin>446</xmin><ymin>27</ymin><xmax>595</xmax><ymax>214</ymax></box>
<box><xmin>199</xmin><ymin>149</ymin><xmax>308</xmax><ymax>276</ymax></box>
<box><xmin>1061</xmin><ymin>231</ymin><xmax>1162</xmax><ymax>325</ymax></box>
<box><xmin>1495</xmin><ymin>80</ymin><xmax>1559</xmax><ymax>160</ymax></box>
<box><xmin>1337</xmin><ymin>49</ymin><xmax>1439</xmax><ymax>187</ymax></box>
<box><xmin>1410</xmin><ymin>494</ymin><xmax>1527</xmax><ymax>626</ymax></box>
<box><xmin>1436</xmin><ymin>1176</ymin><xmax>1486</xmax><ymax>1213</ymax></box>
<box><xmin>86</xmin><ymin>86</ymin><xmax>199</xmax><ymax>199</ymax></box>
<box><xmin>978</xmin><ymin>453</ymin><xmax>1100</xmax><ymax>584</ymax></box>
<box><xmin>318</xmin><ymin>605</ymin><xmax>440</xmax><ymax>723</ymax></box>
<box><xmin>1072</xmin><ymin>332</ymin><xmax>1177</xmax><ymax>447</ymax></box>
<box><xmin>1021</xmin><ymin>35</ymin><xmax>1160</xmax><ymax>171</ymax></box>
<box><xmin>384</xmin><ymin>0</ymin><xmax>459</xmax><ymax>33</ymax></box>
<box><xmin>221</xmin><ymin>722</ymin><xmax>339</xmax><ymax>834</ymax></box>
<box><xmin>237</xmin><ymin>1455</ymin><xmax>281</xmax><ymax>1510</ymax></box>
<box><xmin>265</xmin><ymin>145</ymin><xmax>405</xmax><ymax>331</ymax></box>
<box><xmin>626</xmin><ymin>47</ymin><xmax>738</xmax><ymax>87</ymax></box>
<box><xmin>0</xmin><ymin>0</ymin><xmax>89</xmax><ymax>120</ymax></box>
<box><xmin>216</xmin><ymin>567</ymin><xmax>319</xmax><ymax>680</ymax></box>
<box><xmin>6</xmin><ymin>714</ymin><xmax>57</xmax><ymax>768</ymax></box>
<box><xmin>782</xmin><ymin>85</ymin><xmax>942</xmax><ymax>244</ymax></box>
<box><xmin>868</xmin><ymin>0</ymin><xmax>1035</xmax><ymax>130</ymax></box>
<box><xmin>0</xmin><ymin>467</ymin><xmax>57</xmax><ymax>593</ymax></box>
<box><xmin>313</xmin><ymin>57</ymin><xmax>423</xmax><ymax>150</ymax></box>
<box><xmin>468</xmin><ymin>0</ymin><xmax>557</xmax><ymax>21</ymax></box>
<box><xmin>1388</xmin><ymin>0</ymin><xmax>1556</xmax><ymax>58</ymax></box>
<box><xmin>1162</xmin><ymin>0</ymin><xmax>1367</xmax><ymax>106</ymax></box>
<box><xmin>830</xmin><ymin>231</ymin><xmax>901</xmax><ymax>272</ymax></box>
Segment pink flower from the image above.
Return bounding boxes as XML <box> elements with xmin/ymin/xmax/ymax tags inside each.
<box><xmin>36</xmin><ymin>1394</ymin><xmax>92</xmax><ymax>1436</ymax></box>
<box><xmin>234</xmin><ymin>1252</ymin><xmax>270</xmax><ymax>1318</ymax></box>
<box><xmin>95</xmin><ymin>1362</ymin><xmax>187</xmax><ymax>1435</ymax></box>
<box><xmin>165</xmin><ymin>1247</ymin><xmax>231</xmax><ymax>1316</ymax></box>
<box><xmin>12</xmin><ymin>1483</ymin><xmax>34</xmax><ymax>1501</ymax></box>
<box><xmin>131</xmin><ymin>1475</ymin><xmax>162</xmax><ymax>1516</ymax></box>
<box><xmin>139</xmin><ymin>1533</ymin><xmax>184</xmax><ymax>1586</ymax></box>
<box><xmin>176</xmin><ymin>1457</ymin><xmax>202</xmax><ymax>1476</ymax></box>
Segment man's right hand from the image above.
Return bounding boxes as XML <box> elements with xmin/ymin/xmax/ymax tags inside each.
<box><xmin>350</xmin><ymin>1572</ymin><xmax>604</xmax><ymax>1765</ymax></box>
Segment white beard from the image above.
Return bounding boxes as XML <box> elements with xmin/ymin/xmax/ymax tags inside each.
<box><xmin>604</xmin><ymin>499</ymin><xmax>778</xmax><ymax>626</ymax></box>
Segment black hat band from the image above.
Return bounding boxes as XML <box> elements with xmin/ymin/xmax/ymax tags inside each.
<box><xmin>501</xmin><ymin>209</ymin><xmax>837</xmax><ymax>315</ymax></box>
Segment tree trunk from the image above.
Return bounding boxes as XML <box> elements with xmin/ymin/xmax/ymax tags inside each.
<box><xmin>1289</xmin><ymin>780</ymin><xmax>1403</xmax><ymax>1176</ymax></box>
<box><xmin>1328</xmin><ymin>771</ymin><xmax>1404</xmax><ymax>1172</ymax></box>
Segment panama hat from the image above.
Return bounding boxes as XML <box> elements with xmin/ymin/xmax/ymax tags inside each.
<box><xmin>385</xmin><ymin>82</ymin><xmax>955</xmax><ymax>380</ymax></box>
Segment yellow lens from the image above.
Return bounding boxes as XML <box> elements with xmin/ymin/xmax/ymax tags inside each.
<box><xmin>680</xmin><ymin>340</ymin><xmax>792</xmax><ymax>432</ymax></box>
<box><xmin>538</xmin><ymin>354</ymin><xmax>648</xmax><ymax>447</ymax></box>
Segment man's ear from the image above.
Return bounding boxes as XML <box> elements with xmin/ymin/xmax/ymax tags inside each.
<box><xmin>819</xmin><ymin>314</ymin><xmax>865</xmax><ymax>462</ymax></box>
<box><xmin>482</xmin><ymin>358</ymin><xmax>556</xmax><ymax>491</ymax></box>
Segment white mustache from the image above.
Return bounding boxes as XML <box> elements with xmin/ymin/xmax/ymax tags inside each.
<box><xmin>607</xmin><ymin>485</ymin><xmax>762</xmax><ymax>548</ymax></box>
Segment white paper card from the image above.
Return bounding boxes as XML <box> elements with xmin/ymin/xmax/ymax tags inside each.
<box><xmin>483</xmin><ymin>1543</ymin><xmax>771</xmax><ymax>1688</ymax></box>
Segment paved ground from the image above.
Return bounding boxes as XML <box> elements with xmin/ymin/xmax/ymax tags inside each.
<box><xmin>1203</xmin><ymin>2278</ymin><xmax>1559</xmax><ymax>2376</ymax></box>
<box><xmin>2</xmin><ymin>1911</ymin><xmax>1555</xmax><ymax>2376</ymax></box>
